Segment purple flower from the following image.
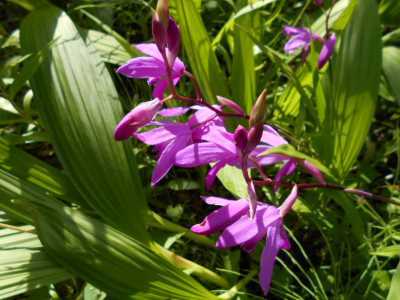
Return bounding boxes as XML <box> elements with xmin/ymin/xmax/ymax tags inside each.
<box><xmin>117</xmin><ymin>43</ymin><xmax>185</xmax><ymax>99</ymax></box>
<box><xmin>175</xmin><ymin>125</ymin><xmax>288</xmax><ymax>190</ymax></box>
<box><xmin>283</xmin><ymin>26</ymin><xmax>318</xmax><ymax>56</ymax></box>
<box><xmin>318</xmin><ymin>33</ymin><xmax>336</xmax><ymax>69</ymax></box>
<box><xmin>135</xmin><ymin>106</ymin><xmax>224</xmax><ymax>186</ymax></box>
<box><xmin>315</xmin><ymin>0</ymin><xmax>324</xmax><ymax>6</ymax></box>
<box><xmin>114</xmin><ymin>98</ymin><xmax>162</xmax><ymax>140</ymax></box>
<box><xmin>283</xmin><ymin>26</ymin><xmax>336</xmax><ymax>69</ymax></box>
<box><xmin>191</xmin><ymin>185</ymin><xmax>299</xmax><ymax>295</ymax></box>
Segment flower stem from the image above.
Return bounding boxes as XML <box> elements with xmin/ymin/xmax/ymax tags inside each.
<box><xmin>254</xmin><ymin>180</ymin><xmax>399</xmax><ymax>206</ymax></box>
<box><xmin>218</xmin><ymin>269</ymin><xmax>257</xmax><ymax>299</ymax></box>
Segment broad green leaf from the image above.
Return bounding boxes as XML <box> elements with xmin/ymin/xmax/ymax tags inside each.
<box><xmin>7</xmin><ymin>0</ymin><xmax>48</xmax><ymax>10</ymax></box>
<box><xmin>0</xmin><ymin>137</ymin><xmax>84</xmax><ymax>205</ymax></box>
<box><xmin>175</xmin><ymin>0</ymin><xmax>228</xmax><ymax>103</ymax></box>
<box><xmin>33</xmin><ymin>201</ymin><xmax>219</xmax><ymax>300</ymax></box>
<box><xmin>382</xmin><ymin>47</ymin><xmax>400</xmax><ymax>102</ymax></box>
<box><xmin>231</xmin><ymin>0</ymin><xmax>257</xmax><ymax>113</ymax></box>
<box><xmin>317</xmin><ymin>0</ymin><xmax>381</xmax><ymax>178</ymax></box>
<box><xmin>217</xmin><ymin>165</ymin><xmax>248</xmax><ymax>199</ymax></box>
<box><xmin>0</xmin><ymin>229</ymin><xmax>70</xmax><ymax>300</ymax></box>
<box><xmin>387</xmin><ymin>263</ymin><xmax>400</xmax><ymax>300</ymax></box>
<box><xmin>20</xmin><ymin>6</ymin><xmax>149</xmax><ymax>240</ymax></box>
<box><xmin>372</xmin><ymin>245</ymin><xmax>400</xmax><ymax>258</ymax></box>
<box><xmin>84</xmin><ymin>30</ymin><xmax>131</xmax><ymax>65</ymax></box>
<box><xmin>259</xmin><ymin>144</ymin><xmax>334</xmax><ymax>179</ymax></box>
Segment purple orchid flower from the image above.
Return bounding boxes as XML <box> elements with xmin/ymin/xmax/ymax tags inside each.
<box><xmin>117</xmin><ymin>43</ymin><xmax>185</xmax><ymax>99</ymax></box>
<box><xmin>191</xmin><ymin>185</ymin><xmax>298</xmax><ymax>295</ymax></box>
<box><xmin>135</xmin><ymin>106</ymin><xmax>224</xmax><ymax>186</ymax></box>
<box><xmin>114</xmin><ymin>98</ymin><xmax>162</xmax><ymax>140</ymax></box>
<box><xmin>318</xmin><ymin>33</ymin><xmax>336</xmax><ymax>69</ymax></box>
<box><xmin>175</xmin><ymin>125</ymin><xmax>287</xmax><ymax>190</ymax></box>
<box><xmin>283</xmin><ymin>26</ymin><xmax>320</xmax><ymax>57</ymax></box>
<box><xmin>283</xmin><ymin>26</ymin><xmax>336</xmax><ymax>69</ymax></box>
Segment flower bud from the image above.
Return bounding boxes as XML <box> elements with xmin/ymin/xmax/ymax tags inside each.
<box><xmin>314</xmin><ymin>0</ymin><xmax>324</xmax><ymax>6</ymax></box>
<box><xmin>246</xmin><ymin>124</ymin><xmax>263</xmax><ymax>153</ymax></box>
<box><xmin>234</xmin><ymin>125</ymin><xmax>248</xmax><ymax>152</ymax></box>
<box><xmin>156</xmin><ymin>0</ymin><xmax>169</xmax><ymax>28</ymax></box>
<box><xmin>318</xmin><ymin>33</ymin><xmax>336</xmax><ymax>69</ymax></box>
<box><xmin>114</xmin><ymin>99</ymin><xmax>162</xmax><ymax>141</ymax></box>
<box><xmin>152</xmin><ymin>15</ymin><xmax>167</xmax><ymax>53</ymax></box>
<box><xmin>217</xmin><ymin>96</ymin><xmax>245</xmax><ymax>116</ymax></box>
<box><xmin>249</xmin><ymin>89</ymin><xmax>268</xmax><ymax>128</ymax></box>
<box><xmin>166</xmin><ymin>18</ymin><xmax>181</xmax><ymax>65</ymax></box>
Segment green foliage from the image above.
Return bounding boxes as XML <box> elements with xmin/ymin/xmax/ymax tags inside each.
<box><xmin>317</xmin><ymin>0</ymin><xmax>382</xmax><ymax>178</ymax></box>
<box><xmin>20</xmin><ymin>5</ymin><xmax>149</xmax><ymax>240</ymax></box>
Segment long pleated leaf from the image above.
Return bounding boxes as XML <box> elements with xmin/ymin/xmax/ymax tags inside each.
<box><xmin>231</xmin><ymin>1</ymin><xmax>257</xmax><ymax>113</ymax></box>
<box><xmin>175</xmin><ymin>0</ymin><xmax>228</xmax><ymax>103</ymax></box>
<box><xmin>317</xmin><ymin>0</ymin><xmax>381</xmax><ymax>178</ymax></box>
<box><xmin>32</xmin><ymin>201</ymin><xmax>219</xmax><ymax>300</ymax></box>
<box><xmin>0</xmin><ymin>229</ymin><xmax>70</xmax><ymax>300</ymax></box>
<box><xmin>20</xmin><ymin>5</ymin><xmax>149</xmax><ymax>240</ymax></box>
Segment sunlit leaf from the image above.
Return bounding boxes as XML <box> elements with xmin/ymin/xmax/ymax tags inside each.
<box><xmin>20</xmin><ymin>5</ymin><xmax>149</xmax><ymax>240</ymax></box>
<box><xmin>317</xmin><ymin>0</ymin><xmax>381</xmax><ymax>178</ymax></box>
<box><xmin>382</xmin><ymin>47</ymin><xmax>400</xmax><ymax>102</ymax></box>
<box><xmin>174</xmin><ymin>0</ymin><xmax>228</xmax><ymax>103</ymax></box>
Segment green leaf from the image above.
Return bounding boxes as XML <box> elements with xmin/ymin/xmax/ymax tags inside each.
<box><xmin>175</xmin><ymin>0</ymin><xmax>228</xmax><ymax>103</ymax></box>
<box><xmin>382</xmin><ymin>47</ymin><xmax>400</xmax><ymax>102</ymax></box>
<box><xmin>83</xmin><ymin>30</ymin><xmax>131</xmax><ymax>65</ymax></box>
<box><xmin>0</xmin><ymin>229</ymin><xmax>70</xmax><ymax>300</ymax></box>
<box><xmin>231</xmin><ymin>1</ymin><xmax>257</xmax><ymax>113</ymax></box>
<box><xmin>33</xmin><ymin>201</ymin><xmax>219</xmax><ymax>300</ymax></box>
<box><xmin>372</xmin><ymin>245</ymin><xmax>400</xmax><ymax>258</ymax></box>
<box><xmin>259</xmin><ymin>144</ymin><xmax>334</xmax><ymax>179</ymax></box>
<box><xmin>217</xmin><ymin>165</ymin><xmax>248</xmax><ymax>199</ymax></box>
<box><xmin>387</xmin><ymin>263</ymin><xmax>400</xmax><ymax>300</ymax></box>
<box><xmin>20</xmin><ymin>5</ymin><xmax>149</xmax><ymax>240</ymax></box>
<box><xmin>317</xmin><ymin>0</ymin><xmax>381</xmax><ymax>178</ymax></box>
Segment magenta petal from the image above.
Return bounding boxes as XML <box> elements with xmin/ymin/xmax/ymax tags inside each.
<box><xmin>117</xmin><ymin>57</ymin><xmax>165</xmax><ymax>78</ymax></box>
<box><xmin>151</xmin><ymin>134</ymin><xmax>191</xmax><ymax>186</ymax></box>
<box><xmin>114</xmin><ymin>99</ymin><xmax>162</xmax><ymax>140</ymax></box>
<box><xmin>158</xmin><ymin>107</ymin><xmax>190</xmax><ymax>117</ymax></box>
<box><xmin>201</xmin><ymin>196</ymin><xmax>237</xmax><ymax>207</ymax></box>
<box><xmin>302</xmin><ymin>160</ymin><xmax>326</xmax><ymax>184</ymax></box>
<box><xmin>274</xmin><ymin>159</ymin><xmax>297</xmax><ymax>191</ymax></box>
<box><xmin>175</xmin><ymin>142</ymin><xmax>232</xmax><ymax>167</ymax></box>
<box><xmin>136</xmin><ymin>123</ymin><xmax>189</xmax><ymax>145</ymax></box>
<box><xmin>318</xmin><ymin>33</ymin><xmax>336</xmax><ymax>69</ymax></box>
<box><xmin>259</xmin><ymin>220</ymin><xmax>289</xmax><ymax>296</ymax></box>
<box><xmin>166</xmin><ymin>17</ymin><xmax>181</xmax><ymax>64</ymax></box>
<box><xmin>191</xmin><ymin>200</ymin><xmax>249</xmax><ymax>235</ymax></box>
<box><xmin>152</xmin><ymin>79</ymin><xmax>169</xmax><ymax>99</ymax></box>
<box><xmin>216</xmin><ymin>205</ymin><xmax>281</xmax><ymax>249</ymax></box>
<box><xmin>284</xmin><ymin>37</ymin><xmax>308</xmax><ymax>54</ymax></box>
<box><xmin>283</xmin><ymin>26</ymin><xmax>304</xmax><ymax>36</ymax></box>
<box><xmin>135</xmin><ymin>43</ymin><xmax>163</xmax><ymax>60</ymax></box>
<box><xmin>279</xmin><ymin>185</ymin><xmax>299</xmax><ymax>216</ymax></box>
<box><xmin>262</xmin><ymin>125</ymin><xmax>288</xmax><ymax>146</ymax></box>
<box><xmin>206</xmin><ymin>160</ymin><xmax>227</xmax><ymax>190</ymax></box>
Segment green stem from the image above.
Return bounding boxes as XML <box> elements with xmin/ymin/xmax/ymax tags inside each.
<box><xmin>218</xmin><ymin>269</ymin><xmax>257</xmax><ymax>299</ymax></box>
<box><xmin>151</xmin><ymin>242</ymin><xmax>229</xmax><ymax>288</ymax></box>
<box><xmin>147</xmin><ymin>211</ymin><xmax>215</xmax><ymax>248</ymax></box>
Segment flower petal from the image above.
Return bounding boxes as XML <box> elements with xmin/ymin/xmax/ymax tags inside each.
<box><xmin>206</xmin><ymin>160</ymin><xmax>227</xmax><ymax>190</ymax></box>
<box><xmin>259</xmin><ymin>220</ymin><xmax>290</xmax><ymax>295</ymax></box>
<box><xmin>151</xmin><ymin>134</ymin><xmax>191</xmax><ymax>185</ymax></box>
<box><xmin>117</xmin><ymin>57</ymin><xmax>165</xmax><ymax>78</ymax></box>
<box><xmin>261</xmin><ymin>125</ymin><xmax>288</xmax><ymax>146</ymax></box>
<box><xmin>135</xmin><ymin>43</ymin><xmax>163</xmax><ymax>60</ymax></box>
<box><xmin>302</xmin><ymin>160</ymin><xmax>326</xmax><ymax>184</ymax></box>
<box><xmin>191</xmin><ymin>200</ymin><xmax>248</xmax><ymax>235</ymax></box>
<box><xmin>216</xmin><ymin>205</ymin><xmax>281</xmax><ymax>248</ymax></box>
<box><xmin>278</xmin><ymin>185</ymin><xmax>299</xmax><ymax>216</ymax></box>
<box><xmin>175</xmin><ymin>142</ymin><xmax>232</xmax><ymax>167</ymax></box>
<box><xmin>274</xmin><ymin>159</ymin><xmax>297</xmax><ymax>191</ymax></box>
<box><xmin>201</xmin><ymin>196</ymin><xmax>237</xmax><ymax>206</ymax></box>
<box><xmin>136</xmin><ymin>123</ymin><xmax>189</xmax><ymax>145</ymax></box>
<box><xmin>318</xmin><ymin>33</ymin><xmax>336</xmax><ymax>69</ymax></box>
<box><xmin>152</xmin><ymin>79</ymin><xmax>169</xmax><ymax>99</ymax></box>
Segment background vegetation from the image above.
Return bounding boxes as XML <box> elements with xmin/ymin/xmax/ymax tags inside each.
<box><xmin>0</xmin><ymin>0</ymin><xmax>399</xmax><ymax>299</ymax></box>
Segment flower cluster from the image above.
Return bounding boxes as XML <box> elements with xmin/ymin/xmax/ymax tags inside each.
<box><xmin>114</xmin><ymin>0</ymin><xmax>335</xmax><ymax>296</ymax></box>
